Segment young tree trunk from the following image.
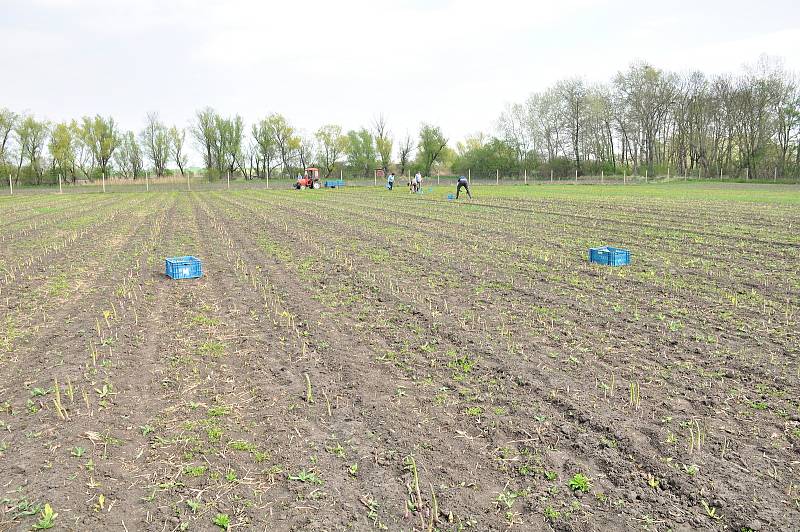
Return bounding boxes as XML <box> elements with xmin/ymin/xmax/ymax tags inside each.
<box><xmin>14</xmin><ymin>150</ymin><xmax>24</xmax><ymax>185</ymax></box>
<box><xmin>572</xmin><ymin>104</ymin><xmax>581</xmax><ymax>175</ymax></box>
<box><xmin>796</xmin><ymin>139</ymin><xmax>800</xmax><ymax>168</ymax></box>
<box><xmin>605</xmin><ymin>122</ymin><xmax>616</xmax><ymax>169</ymax></box>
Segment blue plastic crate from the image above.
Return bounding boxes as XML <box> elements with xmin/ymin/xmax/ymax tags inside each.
<box><xmin>165</xmin><ymin>256</ymin><xmax>203</xmax><ymax>279</ymax></box>
<box><xmin>447</xmin><ymin>193</ymin><xmax>455</xmax><ymax>200</ymax></box>
<box><xmin>589</xmin><ymin>246</ymin><xmax>630</xmax><ymax>267</ymax></box>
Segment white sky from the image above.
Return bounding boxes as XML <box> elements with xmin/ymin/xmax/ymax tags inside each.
<box><xmin>2</xmin><ymin>0</ymin><xmax>799</xmax><ymax>163</ymax></box>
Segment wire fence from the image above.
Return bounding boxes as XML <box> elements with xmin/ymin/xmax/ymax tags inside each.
<box><xmin>2</xmin><ymin>171</ymin><xmax>798</xmax><ymax>196</ymax></box>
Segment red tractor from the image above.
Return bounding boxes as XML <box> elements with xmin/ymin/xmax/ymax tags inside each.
<box><xmin>295</xmin><ymin>167</ymin><xmax>321</xmax><ymax>189</ymax></box>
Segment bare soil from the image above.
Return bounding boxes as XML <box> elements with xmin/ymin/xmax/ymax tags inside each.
<box><xmin>1</xmin><ymin>186</ymin><xmax>798</xmax><ymax>531</ymax></box>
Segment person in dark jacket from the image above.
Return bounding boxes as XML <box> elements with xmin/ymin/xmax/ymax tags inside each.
<box><xmin>456</xmin><ymin>175</ymin><xmax>472</xmax><ymax>199</ymax></box>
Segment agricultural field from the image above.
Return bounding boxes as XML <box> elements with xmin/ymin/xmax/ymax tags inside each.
<box><xmin>0</xmin><ymin>182</ymin><xmax>798</xmax><ymax>532</ymax></box>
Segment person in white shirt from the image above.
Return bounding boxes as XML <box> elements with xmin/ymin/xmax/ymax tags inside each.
<box><xmin>414</xmin><ymin>172</ymin><xmax>422</xmax><ymax>193</ymax></box>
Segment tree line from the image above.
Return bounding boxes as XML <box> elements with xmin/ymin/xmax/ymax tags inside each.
<box><xmin>0</xmin><ymin>111</ymin><xmax>190</xmax><ymax>185</ymax></box>
<box><xmin>0</xmin><ymin>107</ymin><xmax>449</xmax><ymax>186</ymax></box>
<box><xmin>1</xmin><ymin>55</ymin><xmax>798</xmax><ymax>186</ymax></box>
<box><xmin>492</xmin><ymin>56</ymin><xmax>799</xmax><ymax>179</ymax></box>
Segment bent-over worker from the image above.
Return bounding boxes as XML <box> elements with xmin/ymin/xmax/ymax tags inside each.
<box><xmin>456</xmin><ymin>175</ymin><xmax>472</xmax><ymax>199</ymax></box>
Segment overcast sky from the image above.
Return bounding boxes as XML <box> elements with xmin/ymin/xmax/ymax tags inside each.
<box><xmin>2</xmin><ymin>0</ymin><xmax>799</xmax><ymax>161</ymax></box>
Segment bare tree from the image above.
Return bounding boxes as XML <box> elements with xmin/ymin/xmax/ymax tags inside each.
<box><xmin>14</xmin><ymin>115</ymin><xmax>49</xmax><ymax>185</ymax></box>
<box><xmin>0</xmin><ymin>108</ymin><xmax>17</xmax><ymax>171</ymax></box>
<box><xmin>297</xmin><ymin>135</ymin><xmax>315</xmax><ymax>172</ymax></box>
<box><xmin>417</xmin><ymin>124</ymin><xmax>447</xmax><ymax>177</ymax></box>
<box><xmin>265</xmin><ymin>113</ymin><xmax>299</xmax><ymax>177</ymax></box>
<box><xmin>398</xmin><ymin>134</ymin><xmax>414</xmax><ymax>177</ymax></box>
<box><xmin>217</xmin><ymin>114</ymin><xmax>244</xmax><ymax>177</ymax></box>
<box><xmin>315</xmin><ymin>124</ymin><xmax>348</xmax><ymax>178</ymax></box>
<box><xmin>243</xmin><ymin>141</ymin><xmax>258</xmax><ymax>179</ymax></box>
<box><xmin>373</xmin><ymin>114</ymin><xmax>393</xmax><ymax>172</ymax></box>
<box><xmin>169</xmin><ymin>126</ymin><xmax>188</xmax><ymax>176</ymax></box>
<box><xmin>77</xmin><ymin>115</ymin><xmax>119</xmax><ymax>182</ymax></box>
<box><xmin>114</xmin><ymin>131</ymin><xmax>144</xmax><ymax>178</ymax></box>
<box><xmin>191</xmin><ymin>107</ymin><xmax>220</xmax><ymax>177</ymax></box>
<box><xmin>49</xmin><ymin>122</ymin><xmax>76</xmax><ymax>181</ymax></box>
<box><xmin>527</xmin><ymin>89</ymin><xmax>565</xmax><ymax>163</ymax></box>
<box><xmin>252</xmin><ymin>118</ymin><xmax>281</xmax><ymax>179</ymax></box>
<box><xmin>497</xmin><ymin>103</ymin><xmax>533</xmax><ymax>172</ymax></box>
<box><xmin>614</xmin><ymin>63</ymin><xmax>676</xmax><ymax>175</ymax></box>
<box><xmin>556</xmin><ymin>78</ymin><xmax>588</xmax><ymax>174</ymax></box>
<box><xmin>141</xmin><ymin>112</ymin><xmax>171</xmax><ymax>176</ymax></box>
<box><xmin>71</xmin><ymin>120</ymin><xmax>94</xmax><ymax>180</ymax></box>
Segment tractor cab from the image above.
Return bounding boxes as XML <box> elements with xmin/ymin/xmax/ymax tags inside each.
<box><xmin>295</xmin><ymin>167</ymin><xmax>321</xmax><ymax>189</ymax></box>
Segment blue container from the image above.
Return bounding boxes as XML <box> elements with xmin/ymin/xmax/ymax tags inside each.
<box><xmin>589</xmin><ymin>246</ymin><xmax>630</xmax><ymax>266</ymax></box>
<box><xmin>447</xmin><ymin>193</ymin><xmax>455</xmax><ymax>200</ymax></box>
<box><xmin>165</xmin><ymin>256</ymin><xmax>203</xmax><ymax>279</ymax></box>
